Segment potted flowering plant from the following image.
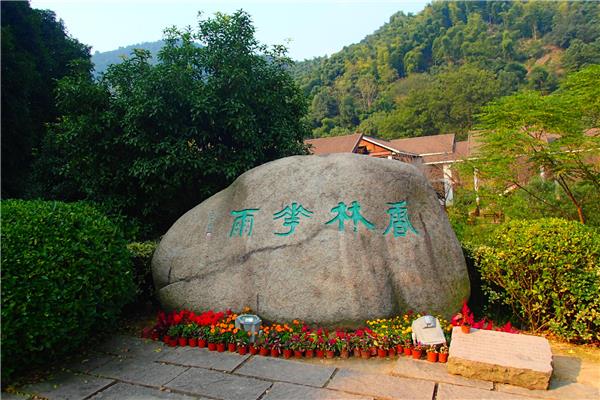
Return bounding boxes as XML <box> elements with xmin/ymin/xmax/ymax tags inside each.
<box><xmin>280</xmin><ymin>332</ymin><xmax>293</xmax><ymax>359</ymax></box>
<box><xmin>359</xmin><ymin>334</ymin><xmax>372</xmax><ymax>359</ymax></box>
<box><xmin>289</xmin><ymin>334</ymin><xmax>305</xmax><ymax>358</ymax></box>
<box><xmin>403</xmin><ymin>339</ymin><xmax>413</xmax><ymax>356</ymax></box>
<box><xmin>304</xmin><ymin>332</ymin><xmax>316</xmax><ymax>358</ymax></box>
<box><xmin>365</xmin><ymin>329</ymin><xmax>378</xmax><ymax>356</ymax></box>
<box><xmin>255</xmin><ymin>335</ymin><xmax>269</xmax><ymax>356</ymax></box>
<box><xmin>207</xmin><ymin>325</ymin><xmax>220</xmax><ymax>351</ymax></box>
<box><xmin>438</xmin><ymin>345</ymin><xmax>449</xmax><ymax>363</ymax></box>
<box><xmin>267</xmin><ymin>330</ymin><xmax>281</xmax><ymax>357</ymax></box>
<box><xmin>312</xmin><ymin>329</ymin><xmax>327</xmax><ymax>358</ymax></box>
<box><xmin>426</xmin><ymin>345</ymin><xmax>438</xmax><ymax>362</ymax></box>
<box><xmin>412</xmin><ymin>343</ymin><xmax>424</xmax><ymax>360</ymax></box>
<box><xmin>166</xmin><ymin>325</ymin><xmax>182</xmax><ymax>347</ymax></box>
<box><xmin>235</xmin><ymin>329</ymin><xmax>249</xmax><ymax>355</ymax></box>
<box><xmin>335</xmin><ymin>331</ymin><xmax>350</xmax><ymax>359</ymax></box>
<box><xmin>325</xmin><ymin>337</ymin><xmax>337</xmax><ymax>359</ymax></box>
<box><xmin>349</xmin><ymin>332</ymin><xmax>361</xmax><ymax>357</ymax></box>
<box><xmin>461</xmin><ymin>321</ymin><xmax>471</xmax><ymax>334</ymax></box>
<box><xmin>197</xmin><ymin>326</ymin><xmax>209</xmax><ymax>348</ymax></box>
<box><xmin>182</xmin><ymin>323</ymin><xmax>199</xmax><ymax>347</ymax></box>
<box><xmin>375</xmin><ymin>336</ymin><xmax>390</xmax><ymax>358</ymax></box>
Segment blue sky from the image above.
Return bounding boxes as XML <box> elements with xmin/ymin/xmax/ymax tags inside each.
<box><xmin>30</xmin><ymin>0</ymin><xmax>430</xmax><ymax>61</ymax></box>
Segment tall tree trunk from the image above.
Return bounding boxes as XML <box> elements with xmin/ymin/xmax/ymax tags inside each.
<box><xmin>556</xmin><ymin>177</ymin><xmax>585</xmax><ymax>224</ymax></box>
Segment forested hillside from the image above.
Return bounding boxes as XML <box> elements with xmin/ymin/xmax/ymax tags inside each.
<box><xmin>292</xmin><ymin>1</ymin><xmax>600</xmax><ymax>139</ymax></box>
<box><xmin>91</xmin><ymin>40</ymin><xmax>164</xmax><ymax>76</ymax></box>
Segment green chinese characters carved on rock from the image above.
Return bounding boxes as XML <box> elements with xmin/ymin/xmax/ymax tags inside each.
<box><xmin>383</xmin><ymin>201</ymin><xmax>418</xmax><ymax>237</ymax></box>
<box><xmin>325</xmin><ymin>201</ymin><xmax>375</xmax><ymax>232</ymax></box>
<box><xmin>229</xmin><ymin>208</ymin><xmax>260</xmax><ymax>237</ymax></box>
<box><xmin>273</xmin><ymin>202</ymin><xmax>313</xmax><ymax>236</ymax></box>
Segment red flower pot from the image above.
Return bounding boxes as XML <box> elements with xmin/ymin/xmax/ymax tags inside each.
<box><xmin>208</xmin><ymin>342</ymin><xmax>217</xmax><ymax>351</ymax></box>
<box><xmin>178</xmin><ymin>337</ymin><xmax>187</xmax><ymax>347</ymax></box>
<box><xmin>427</xmin><ymin>352</ymin><xmax>438</xmax><ymax>362</ymax></box>
<box><xmin>316</xmin><ymin>349</ymin><xmax>325</xmax><ymax>358</ymax></box>
<box><xmin>294</xmin><ymin>350</ymin><xmax>304</xmax><ymax>359</ymax></box>
<box><xmin>461</xmin><ymin>325</ymin><xmax>471</xmax><ymax>334</ymax></box>
<box><xmin>326</xmin><ymin>350</ymin><xmax>335</xmax><ymax>359</ymax></box>
<box><xmin>259</xmin><ymin>347</ymin><xmax>269</xmax><ymax>356</ymax></box>
<box><xmin>377</xmin><ymin>348</ymin><xmax>387</xmax><ymax>358</ymax></box>
<box><xmin>238</xmin><ymin>345</ymin><xmax>248</xmax><ymax>355</ymax></box>
<box><xmin>249</xmin><ymin>345</ymin><xmax>258</xmax><ymax>355</ymax></box>
<box><xmin>396</xmin><ymin>345</ymin><xmax>403</xmax><ymax>354</ymax></box>
<box><xmin>412</xmin><ymin>349</ymin><xmax>423</xmax><ymax>359</ymax></box>
<box><xmin>353</xmin><ymin>348</ymin><xmax>361</xmax><ymax>358</ymax></box>
<box><xmin>305</xmin><ymin>349</ymin><xmax>314</xmax><ymax>359</ymax></box>
<box><xmin>217</xmin><ymin>343</ymin><xmax>226</xmax><ymax>352</ymax></box>
<box><xmin>439</xmin><ymin>353</ymin><xmax>448</xmax><ymax>363</ymax></box>
<box><xmin>168</xmin><ymin>338</ymin><xmax>177</xmax><ymax>347</ymax></box>
<box><xmin>163</xmin><ymin>335</ymin><xmax>171</xmax><ymax>344</ymax></box>
<box><xmin>228</xmin><ymin>343</ymin><xmax>237</xmax><ymax>352</ymax></box>
<box><xmin>360</xmin><ymin>349</ymin><xmax>371</xmax><ymax>359</ymax></box>
<box><xmin>340</xmin><ymin>349</ymin><xmax>349</xmax><ymax>359</ymax></box>
<box><xmin>198</xmin><ymin>339</ymin><xmax>207</xmax><ymax>348</ymax></box>
<box><xmin>370</xmin><ymin>347</ymin><xmax>377</xmax><ymax>356</ymax></box>
<box><xmin>283</xmin><ymin>349</ymin><xmax>293</xmax><ymax>359</ymax></box>
<box><xmin>388</xmin><ymin>348</ymin><xmax>396</xmax><ymax>357</ymax></box>
<box><xmin>270</xmin><ymin>348</ymin><xmax>280</xmax><ymax>357</ymax></box>
<box><xmin>188</xmin><ymin>338</ymin><xmax>197</xmax><ymax>347</ymax></box>
<box><xmin>403</xmin><ymin>347</ymin><xmax>412</xmax><ymax>356</ymax></box>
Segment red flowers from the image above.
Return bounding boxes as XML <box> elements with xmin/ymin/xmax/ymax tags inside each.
<box><xmin>451</xmin><ymin>302</ymin><xmax>518</xmax><ymax>334</ymax></box>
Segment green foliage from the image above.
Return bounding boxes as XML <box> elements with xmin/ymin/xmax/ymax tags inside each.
<box><xmin>472</xmin><ymin>65</ymin><xmax>600</xmax><ymax>225</ymax></box>
<box><xmin>35</xmin><ymin>11</ymin><xmax>309</xmax><ymax>234</ymax></box>
<box><xmin>1</xmin><ymin>1</ymin><xmax>91</xmax><ymax>198</ymax></box>
<box><xmin>291</xmin><ymin>1</ymin><xmax>600</xmax><ymax>137</ymax></box>
<box><xmin>1</xmin><ymin>200</ymin><xmax>135</xmax><ymax>381</ymax></box>
<box><xmin>127</xmin><ymin>241</ymin><xmax>159</xmax><ymax>304</ymax></box>
<box><xmin>362</xmin><ymin>65</ymin><xmax>502</xmax><ymax>138</ymax></box>
<box><xmin>475</xmin><ymin>218</ymin><xmax>600</xmax><ymax>343</ymax></box>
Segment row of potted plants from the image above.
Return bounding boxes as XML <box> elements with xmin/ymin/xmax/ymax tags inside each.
<box><xmin>141</xmin><ymin>303</ymin><xmax>518</xmax><ymax>364</ymax></box>
<box><xmin>141</xmin><ymin>308</ymin><xmax>459</xmax><ymax>363</ymax></box>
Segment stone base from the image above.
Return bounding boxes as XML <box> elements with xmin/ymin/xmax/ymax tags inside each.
<box><xmin>447</xmin><ymin>327</ymin><xmax>552</xmax><ymax>390</ymax></box>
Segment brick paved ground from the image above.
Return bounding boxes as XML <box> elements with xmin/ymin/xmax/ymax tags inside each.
<box><xmin>4</xmin><ymin>335</ymin><xmax>599</xmax><ymax>400</ymax></box>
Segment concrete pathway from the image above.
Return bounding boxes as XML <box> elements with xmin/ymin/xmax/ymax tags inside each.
<box><xmin>4</xmin><ymin>335</ymin><xmax>599</xmax><ymax>400</ymax></box>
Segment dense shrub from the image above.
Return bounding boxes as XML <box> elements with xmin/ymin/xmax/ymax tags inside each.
<box><xmin>127</xmin><ymin>241</ymin><xmax>158</xmax><ymax>305</ymax></box>
<box><xmin>1</xmin><ymin>200</ymin><xmax>135</xmax><ymax>381</ymax></box>
<box><xmin>475</xmin><ymin>218</ymin><xmax>600</xmax><ymax>343</ymax></box>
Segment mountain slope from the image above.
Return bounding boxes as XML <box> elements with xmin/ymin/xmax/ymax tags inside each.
<box><xmin>291</xmin><ymin>1</ymin><xmax>600</xmax><ymax>139</ymax></box>
<box><xmin>91</xmin><ymin>40</ymin><xmax>164</xmax><ymax>76</ymax></box>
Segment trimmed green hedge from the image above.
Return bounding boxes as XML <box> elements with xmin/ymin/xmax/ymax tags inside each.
<box><xmin>1</xmin><ymin>200</ymin><xmax>135</xmax><ymax>381</ymax></box>
<box><xmin>475</xmin><ymin>218</ymin><xmax>600</xmax><ymax>343</ymax></box>
<box><xmin>127</xmin><ymin>241</ymin><xmax>158</xmax><ymax>304</ymax></box>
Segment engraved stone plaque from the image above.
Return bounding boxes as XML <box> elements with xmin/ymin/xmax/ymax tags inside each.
<box><xmin>447</xmin><ymin>327</ymin><xmax>553</xmax><ymax>390</ymax></box>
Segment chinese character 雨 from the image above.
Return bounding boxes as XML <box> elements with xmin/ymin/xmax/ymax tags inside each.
<box><xmin>229</xmin><ymin>208</ymin><xmax>260</xmax><ymax>237</ymax></box>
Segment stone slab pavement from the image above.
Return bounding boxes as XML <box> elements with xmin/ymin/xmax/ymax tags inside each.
<box><xmin>4</xmin><ymin>335</ymin><xmax>599</xmax><ymax>400</ymax></box>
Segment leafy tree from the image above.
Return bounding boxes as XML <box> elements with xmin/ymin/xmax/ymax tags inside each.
<box><xmin>1</xmin><ymin>1</ymin><xmax>90</xmax><ymax>198</ymax></box>
<box><xmin>562</xmin><ymin>39</ymin><xmax>600</xmax><ymax>72</ymax></box>
<box><xmin>472</xmin><ymin>66</ymin><xmax>600</xmax><ymax>224</ymax></box>
<box><xmin>36</xmin><ymin>11</ymin><xmax>308</xmax><ymax>234</ymax></box>
<box><xmin>526</xmin><ymin>65</ymin><xmax>558</xmax><ymax>93</ymax></box>
<box><xmin>365</xmin><ymin>65</ymin><xmax>502</xmax><ymax>138</ymax></box>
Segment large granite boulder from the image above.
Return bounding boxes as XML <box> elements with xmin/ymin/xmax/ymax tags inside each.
<box><xmin>152</xmin><ymin>153</ymin><xmax>469</xmax><ymax>324</ymax></box>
